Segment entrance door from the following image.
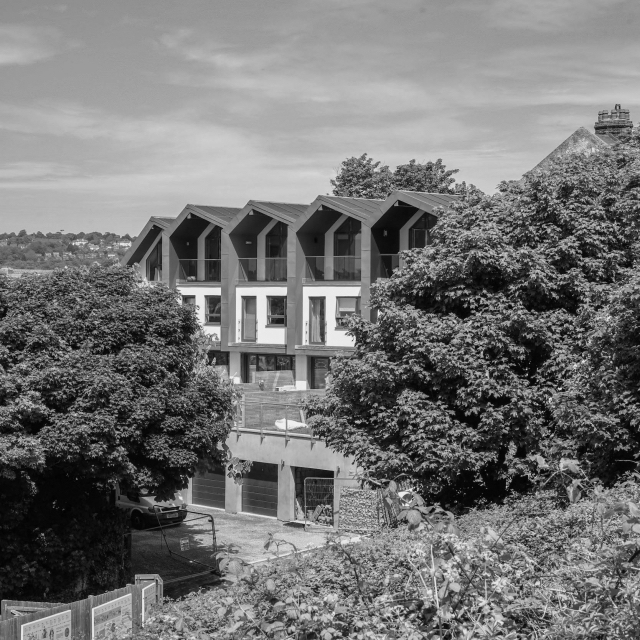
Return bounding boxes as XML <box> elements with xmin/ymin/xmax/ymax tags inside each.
<box><xmin>242</xmin><ymin>462</ymin><xmax>278</xmax><ymax>517</ymax></box>
<box><xmin>242</xmin><ymin>296</ymin><xmax>257</xmax><ymax>342</ymax></box>
<box><xmin>192</xmin><ymin>465</ymin><xmax>226</xmax><ymax>509</ymax></box>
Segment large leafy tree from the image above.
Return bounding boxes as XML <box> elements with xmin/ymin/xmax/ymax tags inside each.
<box><xmin>331</xmin><ymin>153</ymin><xmax>394</xmax><ymax>199</ymax></box>
<box><xmin>0</xmin><ymin>265</ymin><xmax>235</xmax><ymax>600</ymax></box>
<box><xmin>331</xmin><ymin>153</ymin><xmax>463</xmax><ymax>199</ymax></box>
<box><xmin>310</xmin><ymin>134</ymin><xmax>640</xmax><ymax>503</ymax></box>
<box><xmin>553</xmin><ymin>273</ymin><xmax>640</xmax><ymax>480</ymax></box>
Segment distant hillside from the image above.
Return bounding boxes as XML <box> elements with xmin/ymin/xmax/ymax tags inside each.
<box><xmin>0</xmin><ymin>230</ymin><xmax>136</xmax><ymax>270</ymax></box>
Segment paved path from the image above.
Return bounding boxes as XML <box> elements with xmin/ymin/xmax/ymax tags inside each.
<box><xmin>130</xmin><ymin>507</ymin><xmax>334</xmax><ymax>598</ymax></box>
<box><xmin>188</xmin><ymin>506</ymin><xmax>332</xmax><ymax>563</ymax></box>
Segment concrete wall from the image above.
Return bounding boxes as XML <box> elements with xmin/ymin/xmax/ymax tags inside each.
<box><xmin>196</xmin><ymin>429</ymin><xmax>357</xmax><ymax>521</ymax></box>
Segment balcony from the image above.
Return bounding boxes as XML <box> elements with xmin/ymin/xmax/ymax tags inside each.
<box><xmin>238</xmin><ymin>258</ymin><xmax>287</xmax><ymax>282</ymax></box>
<box><xmin>304</xmin><ymin>256</ymin><xmax>361</xmax><ymax>282</ymax></box>
<box><xmin>177</xmin><ymin>259</ymin><xmax>221</xmax><ymax>283</ymax></box>
<box><xmin>374</xmin><ymin>254</ymin><xmax>402</xmax><ymax>279</ymax></box>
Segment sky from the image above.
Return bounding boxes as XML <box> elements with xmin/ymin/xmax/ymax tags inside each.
<box><xmin>0</xmin><ymin>0</ymin><xmax>639</xmax><ymax>234</ymax></box>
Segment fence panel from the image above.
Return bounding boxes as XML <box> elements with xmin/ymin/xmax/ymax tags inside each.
<box><xmin>0</xmin><ymin>575</ymin><xmax>162</xmax><ymax>640</ymax></box>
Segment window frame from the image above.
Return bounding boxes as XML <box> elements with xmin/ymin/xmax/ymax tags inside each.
<box><xmin>335</xmin><ymin>296</ymin><xmax>361</xmax><ymax>328</ymax></box>
<box><xmin>204</xmin><ymin>295</ymin><xmax>222</xmax><ymax>324</ymax></box>
<box><xmin>182</xmin><ymin>295</ymin><xmax>196</xmax><ymax>308</ymax></box>
<box><xmin>266</xmin><ymin>296</ymin><xmax>287</xmax><ymax>326</ymax></box>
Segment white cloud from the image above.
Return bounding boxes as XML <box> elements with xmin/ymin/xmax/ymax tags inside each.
<box><xmin>460</xmin><ymin>0</ymin><xmax>630</xmax><ymax>32</ymax></box>
<box><xmin>0</xmin><ymin>24</ymin><xmax>69</xmax><ymax>66</ymax></box>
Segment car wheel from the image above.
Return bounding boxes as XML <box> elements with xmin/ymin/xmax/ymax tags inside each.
<box><xmin>131</xmin><ymin>511</ymin><xmax>145</xmax><ymax>530</ymax></box>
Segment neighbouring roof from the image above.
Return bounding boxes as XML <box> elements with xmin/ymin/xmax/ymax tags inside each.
<box><xmin>530</xmin><ymin>126</ymin><xmax>615</xmax><ymax>174</ymax></box>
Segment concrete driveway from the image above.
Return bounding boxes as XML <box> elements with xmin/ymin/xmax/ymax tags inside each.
<box><xmin>189</xmin><ymin>505</ymin><xmax>332</xmax><ymax>563</ymax></box>
<box><xmin>130</xmin><ymin>506</ymin><xmax>334</xmax><ymax>597</ymax></box>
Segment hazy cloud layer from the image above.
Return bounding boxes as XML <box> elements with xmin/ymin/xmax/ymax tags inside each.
<box><xmin>0</xmin><ymin>0</ymin><xmax>638</xmax><ymax>233</ymax></box>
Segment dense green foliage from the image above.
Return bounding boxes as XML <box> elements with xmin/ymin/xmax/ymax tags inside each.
<box><xmin>310</xmin><ymin>134</ymin><xmax>640</xmax><ymax>503</ymax></box>
<box><xmin>331</xmin><ymin>153</ymin><xmax>463</xmax><ymax>199</ymax></box>
<box><xmin>0</xmin><ymin>265</ymin><xmax>235</xmax><ymax>600</ymax></box>
<box><xmin>138</xmin><ymin>473</ymin><xmax>640</xmax><ymax>639</ymax></box>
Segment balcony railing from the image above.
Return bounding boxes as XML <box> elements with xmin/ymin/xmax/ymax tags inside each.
<box><xmin>374</xmin><ymin>254</ymin><xmax>402</xmax><ymax>279</ymax></box>
<box><xmin>177</xmin><ymin>259</ymin><xmax>221</xmax><ymax>283</ymax></box>
<box><xmin>304</xmin><ymin>256</ymin><xmax>361</xmax><ymax>281</ymax></box>
<box><xmin>238</xmin><ymin>258</ymin><xmax>287</xmax><ymax>282</ymax></box>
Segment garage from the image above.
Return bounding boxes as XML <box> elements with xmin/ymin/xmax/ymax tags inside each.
<box><xmin>192</xmin><ymin>465</ymin><xmax>226</xmax><ymax>509</ymax></box>
<box><xmin>242</xmin><ymin>462</ymin><xmax>278</xmax><ymax>517</ymax></box>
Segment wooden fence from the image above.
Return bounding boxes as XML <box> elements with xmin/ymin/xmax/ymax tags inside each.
<box><xmin>0</xmin><ymin>574</ymin><xmax>162</xmax><ymax>640</ymax></box>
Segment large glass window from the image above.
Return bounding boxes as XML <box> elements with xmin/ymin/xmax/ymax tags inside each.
<box><xmin>309</xmin><ymin>297</ymin><xmax>326</xmax><ymax>344</ymax></box>
<box><xmin>146</xmin><ymin>239</ymin><xmax>162</xmax><ymax>281</ymax></box>
<box><xmin>409</xmin><ymin>213</ymin><xmax>437</xmax><ymax>249</ymax></box>
<box><xmin>242</xmin><ymin>297</ymin><xmax>257</xmax><ymax>341</ymax></box>
<box><xmin>334</xmin><ymin>217</ymin><xmax>361</xmax><ymax>257</ymax></box>
<box><xmin>267</xmin><ymin>296</ymin><xmax>287</xmax><ymax>325</ymax></box>
<box><xmin>336</xmin><ymin>297</ymin><xmax>361</xmax><ymax>328</ymax></box>
<box><xmin>242</xmin><ymin>353</ymin><xmax>294</xmax><ymax>383</ymax></box>
<box><xmin>204</xmin><ymin>295</ymin><xmax>221</xmax><ymax>324</ymax></box>
<box><xmin>266</xmin><ymin>221</ymin><xmax>287</xmax><ymax>258</ymax></box>
<box><xmin>205</xmin><ymin>226</ymin><xmax>221</xmax><ymax>260</ymax></box>
<box><xmin>182</xmin><ymin>295</ymin><xmax>196</xmax><ymax>308</ymax></box>
<box><xmin>204</xmin><ymin>226</ymin><xmax>221</xmax><ymax>281</ymax></box>
<box><xmin>265</xmin><ymin>221</ymin><xmax>287</xmax><ymax>281</ymax></box>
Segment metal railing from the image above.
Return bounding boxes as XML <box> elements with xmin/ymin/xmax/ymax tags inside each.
<box><xmin>238</xmin><ymin>258</ymin><xmax>287</xmax><ymax>282</ymax></box>
<box><xmin>177</xmin><ymin>259</ymin><xmax>221</xmax><ymax>283</ymax></box>
<box><xmin>304</xmin><ymin>256</ymin><xmax>361</xmax><ymax>281</ymax></box>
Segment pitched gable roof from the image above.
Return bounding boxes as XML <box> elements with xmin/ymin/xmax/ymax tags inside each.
<box><xmin>531</xmin><ymin>126</ymin><xmax>614</xmax><ymax>174</ymax></box>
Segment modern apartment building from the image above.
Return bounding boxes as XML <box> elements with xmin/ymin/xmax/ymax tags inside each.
<box><xmin>123</xmin><ymin>191</ymin><xmax>457</xmax><ymax>520</ymax></box>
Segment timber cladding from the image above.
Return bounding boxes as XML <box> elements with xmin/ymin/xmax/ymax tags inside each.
<box><xmin>0</xmin><ymin>575</ymin><xmax>162</xmax><ymax>640</ymax></box>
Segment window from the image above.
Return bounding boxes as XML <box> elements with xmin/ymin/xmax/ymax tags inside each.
<box><xmin>409</xmin><ymin>213</ymin><xmax>437</xmax><ymax>249</ymax></box>
<box><xmin>310</xmin><ymin>357</ymin><xmax>330</xmax><ymax>389</ymax></box>
<box><xmin>182</xmin><ymin>295</ymin><xmax>196</xmax><ymax>308</ymax></box>
<box><xmin>267</xmin><ymin>296</ymin><xmax>287</xmax><ymax>325</ymax></box>
<box><xmin>205</xmin><ymin>295</ymin><xmax>221</xmax><ymax>324</ymax></box>
<box><xmin>207</xmin><ymin>351</ymin><xmax>230</xmax><ymax>379</ymax></box>
<box><xmin>242</xmin><ymin>296</ymin><xmax>257</xmax><ymax>341</ymax></box>
<box><xmin>309</xmin><ymin>297</ymin><xmax>326</xmax><ymax>344</ymax></box>
<box><xmin>336</xmin><ymin>297</ymin><xmax>361</xmax><ymax>327</ymax></box>
<box><xmin>146</xmin><ymin>238</ymin><xmax>162</xmax><ymax>281</ymax></box>
<box><xmin>242</xmin><ymin>353</ymin><xmax>294</xmax><ymax>383</ymax></box>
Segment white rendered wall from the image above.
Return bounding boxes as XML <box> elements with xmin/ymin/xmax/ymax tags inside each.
<box><xmin>301</xmin><ymin>285</ymin><xmax>361</xmax><ymax>348</ymax></box>
<box><xmin>234</xmin><ymin>284</ymin><xmax>287</xmax><ymax>345</ymax></box>
<box><xmin>177</xmin><ymin>284</ymin><xmax>223</xmax><ymax>340</ymax></box>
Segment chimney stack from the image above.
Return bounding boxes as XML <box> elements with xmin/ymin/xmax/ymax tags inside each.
<box><xmin>595</xmin><ymin>104</ymin><xmax>633</xmax><ymax>139</ymax></box>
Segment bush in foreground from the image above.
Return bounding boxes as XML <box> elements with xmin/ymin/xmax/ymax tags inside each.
<box><xmin>139</xmin><ymin>468</ymin><xmax>640</xmax><ymax>639</ymax></box>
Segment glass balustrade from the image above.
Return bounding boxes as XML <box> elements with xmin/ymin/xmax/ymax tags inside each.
<box><xmin>304</xmin><ymin>256</ymin><xmax>361</xmax><ymax>281</ymax></box>
<box><xmin>238</xmin><ymin>258</ymin><xmax>287</xmax><ymax>282</ymax></box>
<box><xmin>177</xmin><ymin>259</ymin><xmax>221</xmax><ymax>283</ymax></box>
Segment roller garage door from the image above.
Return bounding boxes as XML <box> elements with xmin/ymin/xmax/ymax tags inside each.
<box><xmin>242</xmin><ymin>462</ymin><xmax>278</xmax><ymax>517</ymax></box>
<box><xmin>192</xmin><ymin>465</ymin><xmax>226</xmax><ymax>509</ymax></box>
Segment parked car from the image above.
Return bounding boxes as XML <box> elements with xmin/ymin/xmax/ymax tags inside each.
<box><xmin>115</xmin><ymin>485</ymin><xmax>187</xmax><ymax>529</ymax></box>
